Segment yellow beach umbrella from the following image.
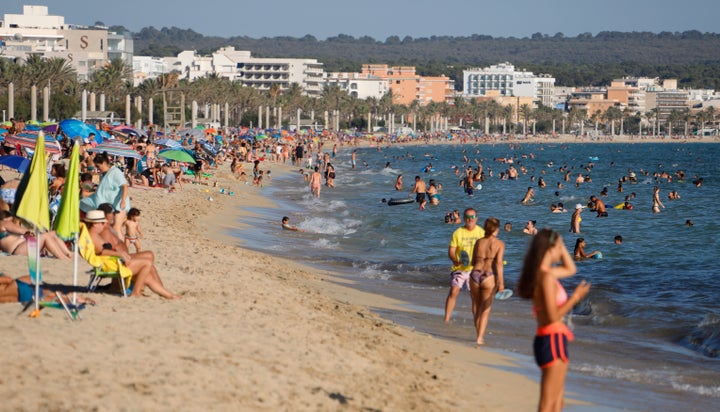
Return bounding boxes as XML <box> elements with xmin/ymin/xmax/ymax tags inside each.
<box><xmin>12</xmin><ymin>131</ymin><xmax>50</xmax><ymax>314</ymax></box>
<box><xmin>53</xmin><ymin>138</ymin><xmax>81</xmax><ymax>304</ymax></box>
<box><xmin>54</xmin><ymin>139</ymin><xmax>80</xmax><ymax>240</ymax></box>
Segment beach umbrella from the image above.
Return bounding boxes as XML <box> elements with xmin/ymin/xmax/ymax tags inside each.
<box><xmin>112</xmin><ymin>125</ymin><xmax>146</xmax><ymax>137</ymax></box>
<box><xmin>89</xmin><ymin>142</ymin><xmax>141</xmax><ymax>159</ymax></box>
<box><xmin>41</xmin><ymin>123</ymin><xmax>59</xmax><ymax>133</ymax></box>
<box><xmin>154</xmin><ymin>138</ymin><xmax>182</xmax><ymax>148</ymax></box>
<box><xmin>0</xmin><ymin>155</ymin><xmax>30</xmax><ymax>173</ymax></box>
<box><xmin>158</xmin><ymin>148</ymin><xmax>196</xmax><ymax>164</ymax></box>
<box><xmin>3</xmin><ymin>134</ymin><xmax>62</xmax><ymax>155</ymax></box>
<box><xmin>53</xmin><ymin>139</ymin><xmax>81</xmax><ymax>305</ymax></box>
<box><xmin>12</xmin><ymin>131</ymin><xmax>50</xmax><ymax>315</ymax></box>
<box><xmin>59</xmin><ymin>119</ymin><xmax>94</xmax><ymax>138</ymax></box>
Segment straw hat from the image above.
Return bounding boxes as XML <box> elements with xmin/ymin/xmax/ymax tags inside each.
<box><xmin>83</xmin><ymin>210</ymin><xmax>107</xmax><ymax>223</ymax></box>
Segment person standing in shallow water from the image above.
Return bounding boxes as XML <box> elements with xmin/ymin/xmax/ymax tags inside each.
<box><xmin>570</xmin><ymin>204</ymin><xmax>583</xmax><ymax>233</ymax></box>
<box><xmin>652</xmin><ymin>186</ymin><xmax>665</xmax><ymax>213</ymax></box>
<box><xmin>469</xmin><ymin>217</ymin><xmax>505</xmax><ymax>345</ymax></box>
<box><xmin>444</xmin><ymin>208</ymin><xmax>484</xmax><ymax>323</ymax></box>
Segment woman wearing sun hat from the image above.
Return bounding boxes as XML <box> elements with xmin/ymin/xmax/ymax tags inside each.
<box><xmin>570</xmin><ymin>204</ymin><xmax>583</xmax><ymax>233</ymax></box>
<box><xmin>84</xmin><ymin>210</ymin><xmax>179</xmax><ymax>299</ymax></box>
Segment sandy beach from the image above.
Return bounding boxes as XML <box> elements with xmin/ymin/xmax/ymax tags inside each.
<box><xmin>0</xmin><ymin>160</ymin><xmax>572</xmax><ymax>411</ymax></box>
<box><xmin>2</xmin><ymin>132</ymin><xmax>717</xmax><ymax>410</ymax></box>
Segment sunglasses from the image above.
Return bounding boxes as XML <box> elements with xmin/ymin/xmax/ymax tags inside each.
<box><xmin>464</xmin><ymin>215</ymin><xmax>477</xmax><ymax>219</ymax></box>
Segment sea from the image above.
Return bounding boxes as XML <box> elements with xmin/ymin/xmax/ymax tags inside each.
<box><xmin>231</xmin><ymin>140</ymin><xmax>720</xmax><ymax>411</ymax></box>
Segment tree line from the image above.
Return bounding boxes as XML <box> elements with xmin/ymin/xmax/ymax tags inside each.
<box><xmin>123</xmin><ymin>27</ymin><xmax>720</xmax><ymax>89</ymax></box>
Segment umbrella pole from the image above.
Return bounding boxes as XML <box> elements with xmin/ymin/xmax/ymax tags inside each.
<box><xmin>73</xmin><ymin>232</ymin><xmax>78</xmax><ymax>306</ymax></box>
<box><xmin>34</xmin><ymin>228</ymin><xmax>41</xmax><ymax>313</ymax></box>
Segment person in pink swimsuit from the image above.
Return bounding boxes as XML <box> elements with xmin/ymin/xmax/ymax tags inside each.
<box><xmin>517</xmin><ymin>229</ymin><xmax>591</xmax><ymax>412</ymax></box>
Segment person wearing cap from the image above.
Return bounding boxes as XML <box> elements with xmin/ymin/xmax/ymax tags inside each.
<box><xmin>84</xmin><ymin>210</ymin><xmax>179</xmax><ymax>299</ymax></box>
<box><xmin>444</xmin><ymin>208</ymin><xmax>484</xmax><ymax>323</ymax></box>
<box><xmin>570</xmin><ymin>204</ymin><xmax>583</xmax><ymax>233</ymax></box>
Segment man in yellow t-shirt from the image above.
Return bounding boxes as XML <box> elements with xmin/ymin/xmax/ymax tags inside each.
<box><xmin>444</xmin><ymin>208</ymin><xmax>484</xmax><ymax>322</ymax></box>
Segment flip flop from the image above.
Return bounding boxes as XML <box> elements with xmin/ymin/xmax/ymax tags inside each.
<box><xmin>495</xmin><ymin>290</ymin><xmax>513</xmax><ymax>300</ymax></box>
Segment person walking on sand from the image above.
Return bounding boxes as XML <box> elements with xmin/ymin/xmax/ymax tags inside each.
<box><xmin>517</xmin><ymin>229</ymin><xmax>590</xmax><ymax>412</ymax></box>
<box><xmin>469</xmin><ymin>217</ymin><xmax>505</xmax><ymax>345</ymax></box>
<box><xmin>444</xmin><ymin>208</ymin><xmax>484</xmax><ymax>322</ymax></box>
<box><xmin>570</xmin><ymin>204</ymin><xmax>583</xmax><ymax>233</ymax></box>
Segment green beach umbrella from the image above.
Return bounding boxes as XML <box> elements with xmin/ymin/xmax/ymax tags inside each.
<box><xmin>158</xmin><ymin>148</ymin><xmax>196</xmax><ymax>164</ymax></box>
<box><xmin>13</xmin><ymin>131</ymin><xmax>50</xmax><ymax>232</ymax></box>
<box><xmin>53</xmin><ymin>139</ymin><xmax>81</xmax><ymax>304</ymax></box>
<box><xmin>54</xmin><ymin>139</ymin><xmax>81</xmax><ymax>240</ymax></box>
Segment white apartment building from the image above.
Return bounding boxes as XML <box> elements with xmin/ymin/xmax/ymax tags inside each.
<box><xmin>164</xmin><ymin>47</ymin><xmax>325</xmax><ymax>97</ymax></box>
<box><xmin>0</xmin><ymin>5</ymin><xmax>133</xmax><ymax>81</ymax></box>
<box><xmin>324</xmin><ymin>72</ymin><xmax>389</xmax><ymax>100</ymax></box>
<box><xmin>133</xmin><ymin>56</ymin><xmax>169</xmax><ymax>86</ymax></box>
<box><xmin>463</xmin><ymin>62</ymin><xmax>556</xmax><ymax>107</ymax></box>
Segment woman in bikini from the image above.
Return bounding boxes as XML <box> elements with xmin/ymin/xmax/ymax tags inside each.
<box><xmin>469</xmin><ymin>217</ymin><xmax>505</xmax><ymax>345</ymax></box>
<box><xmin>517</xmin><ymin>229</ymin><xmax>590</xmax><ymax>412</ymax></box>
<box><xmin>0</xmin><ymin>211</ymin><xmax>73</xmax><ymax>259</ymax></box>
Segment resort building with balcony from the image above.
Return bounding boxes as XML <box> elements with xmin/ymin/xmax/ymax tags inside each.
<box><xmin>323</xmin><ymin>72</ymin><xmax>389</xmax><ymax>100</ymax></box>
<box><xmin>463</xmin><ymin>62</ymin><xmax>556</xmax><ymax>107</ymax></box>
<box><xmin>358</xmin><ymin>64</ymin><xmax>454</xmax><ymax>105</ymax></box>
<box><xmin>164</xmin><ymin>47</ymin><xmax>325</xmax><ymax>97</ymax></box>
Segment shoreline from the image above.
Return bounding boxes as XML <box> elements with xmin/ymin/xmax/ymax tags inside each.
<box><xmin>2</xmin><ymin>136</ymin><xmax>717</xmax><ymax>409</ymax></box>
<box><xmin>0</xmin><ymin>165</ymin><xmax>567</xmax><ymax>410</ymax></box>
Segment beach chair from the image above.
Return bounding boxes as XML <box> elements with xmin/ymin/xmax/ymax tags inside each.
<box><xmin>77</xmin><ymin>223</ymin><xmax>132</xmax><ymax>297</ymax></box>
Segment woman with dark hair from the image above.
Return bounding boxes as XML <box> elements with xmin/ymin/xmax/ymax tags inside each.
<box><xmin>517</xmin><ymin>229</ymin><xmax>590</xmax><ymax>412</ymax></box>
<box><xmin>80</xmin><ymin>153</ymin><xmax>130</xmax><ymax>239</ymax></box>
<box><xmin>469</xmin><ymin>217</ymin><xmax>505</xmax><ymax>345</ymax></box>
<box><xmin>573</xmin><ymin>238</ymin><xmax>599</xmax><ymax>260</ymax></box>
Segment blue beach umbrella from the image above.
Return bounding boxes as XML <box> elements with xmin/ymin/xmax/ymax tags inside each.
<box><xmin>0</xmin><ymin>155</ymin><xmax>30</xmax><ymax>173</ymax></box>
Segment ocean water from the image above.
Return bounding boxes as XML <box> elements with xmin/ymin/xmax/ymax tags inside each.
<box><xmin>233</xmin><ymin>141</ymin><xmax>720</xmax><ymax>410</ymax></box>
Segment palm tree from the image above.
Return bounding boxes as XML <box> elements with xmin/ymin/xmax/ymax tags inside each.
<box><xmin>519</xmin><ymin>104</ymin><xmax>533</xmax><ymax>135</ymax></box>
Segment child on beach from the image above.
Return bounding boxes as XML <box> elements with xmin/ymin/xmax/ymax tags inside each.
<box><xmin>123</xmin><ymin>208</ymin><xmax>144</xmax><ymax>252</ymax></box>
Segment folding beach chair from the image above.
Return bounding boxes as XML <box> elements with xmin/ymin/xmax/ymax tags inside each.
<box><xmin>77</xmin><ymin>223</ymin><xmax>132</xmax><ymax>297</ymax></box>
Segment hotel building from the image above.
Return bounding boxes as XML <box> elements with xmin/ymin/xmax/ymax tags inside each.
<box><xmin>463</xmin><ymin>62</ymin><xmax>556</xmax><ymax>107</ymax></box>
<box><xmin>0</xmin><ymin>5</ymin><xmax>133</xmax><ymax>81</ymax></box>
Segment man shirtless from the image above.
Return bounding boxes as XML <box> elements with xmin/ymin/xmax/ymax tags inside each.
<box><xmin>590</xmin><ymin>195</ymin><xmax>608</xmax><ymax>217</ymax></box>
<box><xmin>410</xmin><ymin>176</ymin><xmax>427</xmax><ymax>204</ymax></box>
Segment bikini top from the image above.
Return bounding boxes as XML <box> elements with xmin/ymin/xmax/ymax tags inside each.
<box><xmin>0</xmin><ymin>231</ymin><xmax>9</xmax><ymax>240</ymax></box>
<box><xmin>533</xmin><ymin>279</ymin><xmax>568</xmax><ymax>315</ymax></box>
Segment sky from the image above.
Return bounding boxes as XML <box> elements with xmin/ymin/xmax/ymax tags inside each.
<box><xmin>3</xmin><ymin>0</ymin><xmax>719</xmax><ymax>40</ymax></box>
